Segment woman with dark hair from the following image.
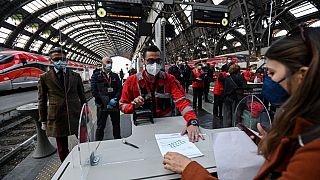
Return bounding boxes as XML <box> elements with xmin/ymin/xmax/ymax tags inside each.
<box><xmin>222</xmin><ymin>64</ymin><xmax>246</xmax><ymax>127</ymax></box>
<box><xmin>162</xmin><ymin>26</ymin><xmax>320</xmax><ymax>179</ymax></box>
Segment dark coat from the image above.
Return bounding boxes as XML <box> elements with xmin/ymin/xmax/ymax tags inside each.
<box><xmin>168</xmin><ymin>65</ymin><xmax>184</xmax><ymax>84</ymax></box>
<box><xmin>91</xmin><ymin>70</ymin><xmax>122</xmax><ymax>108</ymax></box>
<box><xmin>38</xmin><ymin>68</ymin><xmax>86</xmax><ymax>137</ymax></box>
<box><xmin>223</xmin><ymin>72</ymin><xmax>246</xmax><ymax>101</ymax></box>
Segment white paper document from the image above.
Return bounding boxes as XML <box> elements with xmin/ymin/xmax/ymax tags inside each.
<box><xmin>155</xmin><ymin>133</ymin><xmax>203</xmax><ymax>158</ymax></box>
<box><xmin>212</xmin><ymin>130</ymin><xmax>265</xmax><ymax>180</ymax></box>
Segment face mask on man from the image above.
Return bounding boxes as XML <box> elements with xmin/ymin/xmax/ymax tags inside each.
<box><xmin>53</xmin><ymin>60</ymin><xmax>67</xmax><ymax>71</ymax></box>
<box><xmin>197</xmin><ymin>65</ymin><xmax>202</xmax><ymax>70</ymax></box>
<box><xmin>261</xmin><ymin>76</ymin><xmax>289</xmax><ymax>106</ymax></box>
<box><xmin>146</xmin><ymin>62</ymin><xmax>161</xmax><ymax>76</ymax></box>
<box><xmin>227</xmin><ymin>59</ymin><xmax>232</xmax><ymax>63</ymax></box>
<box><xmin>104</xmin><ymin>64</ymin><xmax>112</xmax><ymax>72</ymax></box>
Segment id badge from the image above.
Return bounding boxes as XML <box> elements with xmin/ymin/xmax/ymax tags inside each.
<box><xmin>107</xmin><ymin>88</ymin><xmax>113</xmax><ymax>92</ymax></box>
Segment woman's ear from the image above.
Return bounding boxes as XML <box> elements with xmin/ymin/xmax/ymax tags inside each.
<box><xmin>298</xmin><ymin>66</ymin><xmax>309</xmax><ymax>80</ymax></box>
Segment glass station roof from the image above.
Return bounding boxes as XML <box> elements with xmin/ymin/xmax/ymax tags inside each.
<box><xmin>0</xmin><ymin>0</ymin><xmax>319</xmax><ymax>65</ymax></box>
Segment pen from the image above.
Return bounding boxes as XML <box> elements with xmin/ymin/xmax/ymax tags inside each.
<box><xmin>122</xmin><ymin>139</ymin><xmax>139</xmax><ymax>149</ymax></box>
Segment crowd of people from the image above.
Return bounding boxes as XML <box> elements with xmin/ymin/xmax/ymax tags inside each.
<box><xmin>38</xmin><ymin>26</ymin><xmax>320</xmax><ymax>179</ymax></box>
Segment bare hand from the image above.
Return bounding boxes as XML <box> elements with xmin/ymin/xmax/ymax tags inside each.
<box><xmin>133</xmin><ymin>96</ymin><xmax>144</xmax><ymax>108</ymax></box>
<box><xmin>41</xmin><ymin>122</ymin><xmax>47</xmax><ymax>130</ymax></box>
<box><xmin>181</xmin><ymin>125</ymin><xmax>204</xmax><ymax>143</ymax></box>
<box><xmin>196</xmin><ymin>77</ymin><xmax>202</xmax><ymax>81</ymax></box>
<box><xmin>250</xmin><ymin>123</ymin><xmax>266</xmax><ymax>140</ymax></box>
<box><xmin>163</xmin><ymin>152</ymin><xmax>192</xmax><ymax>174</ymax></box>
<box><xmin>257</xmin><ymin>123</ymin><xmax>267</xmax><ymax>139</ymax></box>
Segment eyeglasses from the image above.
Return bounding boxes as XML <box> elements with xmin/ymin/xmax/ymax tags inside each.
<box><xmin>145</xmin><ymin>58</ymin><xmax>162</xmax><ymax>64</ymax></box>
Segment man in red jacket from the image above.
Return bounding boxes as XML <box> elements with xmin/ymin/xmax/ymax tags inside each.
<box><xmin>119</xmin><ymin>45</ymin><xmax>203</xmax><ymax>142</ymax></box>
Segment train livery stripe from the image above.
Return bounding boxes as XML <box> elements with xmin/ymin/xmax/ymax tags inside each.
<box><xmin>0</xmin><ymin>62</ymin><xmax>49</xmax><ymax>75</ymax></box>
<box><xmin>0</xmin><ymin>67</ymin><xmax>46</xmax><ymax>81</ymax></box>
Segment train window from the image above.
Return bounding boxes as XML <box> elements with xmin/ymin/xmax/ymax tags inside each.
<box><xmin>0</xmin><ymin>54</ymin><xmax>14</xmax><ymax>64</ymax></box>
<box><xmin>21</xmin><ymin>58</ymin><xmax>27</xmax><ymax>65</ymax></box>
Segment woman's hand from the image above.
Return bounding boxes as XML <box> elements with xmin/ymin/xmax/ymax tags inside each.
<box><xmin>257</xmin><ymin>123</ymin><xmax>267</xmax><ymax>139</ymax></box>
<box><xmin>163</xmin><ymin>152</ymin><xmax>192</xmax><ymax>174</ymax></box>
<box><xmin>250</xmin><ymin>123</ymin><xmax>267</xmax><ymax>140</ymax></box>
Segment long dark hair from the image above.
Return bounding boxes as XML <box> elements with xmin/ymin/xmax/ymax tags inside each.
<box><xmin>259</xmin><ymin>26</ymin><xmax>320</xmax><ymax>158</ymax></box>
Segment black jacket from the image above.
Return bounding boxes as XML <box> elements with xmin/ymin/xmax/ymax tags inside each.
<box><xmin>223</xmin><ymin>72</ymin><xmax>246</xmax><ymax>100</ymax></box>
<box><xmin>91</xmin><ymin>71</ymin><xmax>122</xmax><ymax>106</ymax></box>
<box><xmin>168</xmin><ymin>65</ymin><xmax>184</xmax><ymax>84</ymax></box>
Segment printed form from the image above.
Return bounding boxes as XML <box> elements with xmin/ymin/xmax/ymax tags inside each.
<box><xmin>155</xmin><ymin>133</ymin><xmax>203</xmax><ymax>158</ymax></box>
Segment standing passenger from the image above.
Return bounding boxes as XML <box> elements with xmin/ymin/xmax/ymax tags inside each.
<box><xmin>38</xmin><ymin>47</ymin><xmax>86</xmax><ymax>162</ymax></box>
<box><xmin>222</xmin><ymin>64</ymin><xmax>246</xmax><ymax>127</ymax></box>
<box><xmin>91</xmin><ymin>57</ymin><xmax>122</xmax><ymax>140</ymax></box>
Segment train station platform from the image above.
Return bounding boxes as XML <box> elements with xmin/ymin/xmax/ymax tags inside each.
<box><xmin>2</xmin><ymin>92</ymin><xmax>216</xmax><ymax>180</ymax></box>
<box><xmin>0</xmin><ymin>83</ymin><xmax>91</xmax><ymax>124</ymax></box>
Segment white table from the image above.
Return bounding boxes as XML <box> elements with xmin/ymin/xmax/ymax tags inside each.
<box><xmin>52</xmin><ymin>116</ymin><xmax>238</xmax><ymax>180</ymax></box>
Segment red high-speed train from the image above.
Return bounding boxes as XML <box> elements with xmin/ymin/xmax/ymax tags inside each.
<box><xmin>0</xmin><ymin>50</ymin><xmax>96</xmax><ymax>91</ymax></box>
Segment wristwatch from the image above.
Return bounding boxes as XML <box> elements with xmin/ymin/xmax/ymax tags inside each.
<box><xmin>187</xmin><ymin>119</ymin><xmax>199</xmax><ymax>127</ymax></box>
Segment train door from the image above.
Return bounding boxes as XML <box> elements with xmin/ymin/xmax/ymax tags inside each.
<box><xmin>11</xmin><ymin>54</ymin><xmax>31</xmax><ymax>89</ymax></box>
<box><xmin>0</xmin><ymin>53</ymin><xmax>15</xmax><ymax>90</ymax></box>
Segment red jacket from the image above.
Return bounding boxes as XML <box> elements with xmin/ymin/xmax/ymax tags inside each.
<box><xmin>119</xmin><ymin>70</ymin><xmax>198</xmax><ymax>124</ymax></box>
<box><xmin>243</xmin><ymin>70</ymin><xmax>253</xmax><ymax>82</ymax></box>
<box><xmin>191</xmin><ymin>69</ymin><xmax>204</xmax><ymax>88</ymax></box>
<box><xmin>213</xmin><ymin>72</ymin><xmax>227</xmax><ymax>95</ymax></box>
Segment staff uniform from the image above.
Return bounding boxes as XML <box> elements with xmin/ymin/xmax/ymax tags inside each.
<box><xmin>91</xmin><ymin>70</ymin><xmax>122</xmax><ymax>140</ymax></box>
<box><xmin>190</xmin><ymin>69</ymin><xmax>204</xmax><ymax>111</ymax></box>
<box><xmin>119</xmin><ymin>70</ymin><xmax>197</xmax><ymax>124</ymax></box>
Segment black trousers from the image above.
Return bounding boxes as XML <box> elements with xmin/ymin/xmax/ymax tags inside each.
<box><xmin>204</xmin><ymin>82</ymin><xmax>210</xmax><ymax>101</ymax></box>
<box><xmin>213</xmin><ymin>94</ymin><xmax>223</xmax><ymax>118</ymax></box>
<box><xmin>222</xmin><ymin>97</ymin><xmax>237</xmax><ymax>128</ymax></box>
<box><xmin>184</xmin><ymin>81</ymin><xmax>190</xmax><ymax>93</ymax></box>
<box><xmin>193</xmin><ymin>87</ymin><xmax>203</xmax><ymax>110</ymax></box>
<box><xmin>95</xmin><ymin>106</ymin><xmax>121</xmax><ymax>141</ymax></box>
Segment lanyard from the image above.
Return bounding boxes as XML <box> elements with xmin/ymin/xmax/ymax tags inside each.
<box><xmin>102</xmin><ymin>72</ymin><xmax>111</xmax><ymax>86</ymax></box>
<box><xmin>143</xmin><ymin>74</ymin><xmax>159</xmax><ymax>115</ymax></box>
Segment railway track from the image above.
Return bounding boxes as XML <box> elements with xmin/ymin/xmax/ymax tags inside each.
<box><xmin>0</xmin><ymin>90</ymin><xmax>92</xmax><ymax>179</ymax></box>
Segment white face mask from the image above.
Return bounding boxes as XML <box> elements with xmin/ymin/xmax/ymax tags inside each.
<box><xmin>146</xmin><ymin>63</ymin><xmax>161</xmax><ymax>76</ymax></box>
<box><xmin>227</xmin><ymin>59</ymin><xmax>232</xmax><ymax>63</ymax></box>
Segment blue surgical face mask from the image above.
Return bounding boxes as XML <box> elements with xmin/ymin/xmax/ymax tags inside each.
<box><xmin>53</xmin><ymin>60</ymin><xmax>67</xmax><ymax>71</ymax></box>
<box><xmin>262</xmin><ymin>76</ymin><xmax>289</xmax><ymax>106</ymax></box>
<box><xmin>104</xmin><ymin>64</ymin><xmax>112</xmax><ymax>72</ymax></box>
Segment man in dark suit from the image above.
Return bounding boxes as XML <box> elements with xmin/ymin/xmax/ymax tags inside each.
<box><xmin>91</xmin><ymin>57</ymin><xmax>122</xmax><ymax>140</ymax></box>
<box><xmin>38</xmin><ymin>47</ymin><xmax>86</xmax><ymax>162</ymax></box>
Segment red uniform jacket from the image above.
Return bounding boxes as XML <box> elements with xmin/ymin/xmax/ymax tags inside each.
<box><xmin>213</xmin><ymin>72</ymin><xmax>227</xmax><ymax>96</ymax></box>
<box><xmin>181</xmin><ymin>118</ymin><xmax>320</xmax><ymax>180</ymax></box>
<box><xmin>119</xmin><ymin>70</ymin><xmax>197</xmax><ymax>124</ymax></box>
<box><xmin>191</xmin><ymin>69</ymin><xmax>204</xmax><ymax>88</ymax></box>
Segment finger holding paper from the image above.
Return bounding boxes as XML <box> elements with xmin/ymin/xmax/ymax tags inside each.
<box><xmin>163</xmin><ymin>152</ymin><xmax>191</xmax><ymax>174</ymax></box>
